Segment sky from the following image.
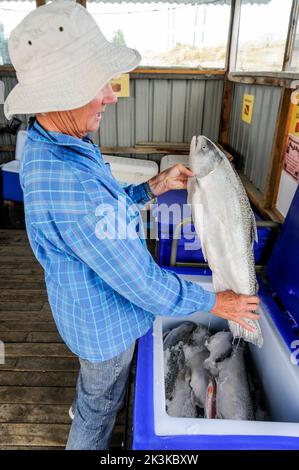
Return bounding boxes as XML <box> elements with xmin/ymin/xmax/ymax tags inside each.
<box><xmin>0</xmin><ymin>0</ymin><xmax>294</xmax><ymax>54</ymax></box>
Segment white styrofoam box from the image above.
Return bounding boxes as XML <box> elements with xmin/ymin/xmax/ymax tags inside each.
<box><xmin>102</xmin><ymin>154</ymin><xmax>159</xmax><ymax>185</ymax></box>
<box><xmin>276</xmin><ymin>170</ymin><xmax>298</xmax><ymax>218</ymax></box>
<box><xmin>15</xmin><ymin>130</ymin><xmax>28</xmax><ymax>161</ymax></box>
<box><xmin>1</xmin><ymin>160</ymin><xmax>20</xmax><ymax>173</ymax></box>
<box><xmin>153</xmin><ymin>275</ymin><xmax>299</xmax><ymax>437</ymax></box>
<box><xmin>160</xmin><ymin>154</ymin><xmax>189</xmax><ymax>172</ymax></box>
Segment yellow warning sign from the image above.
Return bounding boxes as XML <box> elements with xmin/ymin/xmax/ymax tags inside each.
<box><xmin>289</xmin><ymin>99</ymin><xmax>299</xmax><ymax>137</ymax></box>
<box><xmin>242</xmin><ymin>94</ymin><xmax>255</xmax><ymax>124</ymax></box>
<box><xmin>110</xmin><ymin>74</ymin><xmax>130</xmax><ymax>98</ymax></box>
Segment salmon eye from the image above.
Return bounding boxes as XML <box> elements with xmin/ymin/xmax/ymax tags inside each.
<box><xmin>202</xmin><ymin>145</ymin><xmax>207</xmax><ymax>151</ymax></box>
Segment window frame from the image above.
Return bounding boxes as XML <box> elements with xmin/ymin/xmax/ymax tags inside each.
<box><xmin>0</xmin><ymin>0</ymin><xmax>299</xmax><ymax>79</ymax></box>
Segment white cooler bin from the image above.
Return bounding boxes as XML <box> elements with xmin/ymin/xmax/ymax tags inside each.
<box><xmin>154</xmin><ymin>275</ymin><xmax>299</xmax><ymax>439</ymax></box>
<box><xmin>102</xmin><ymin>154</ymin><xmax>158</xmax><ymax>184</ymax></box>
<box><xmin>160</xmin><ymin>154</ymin><xmax>189</xmax><ymax>172</ymax></box>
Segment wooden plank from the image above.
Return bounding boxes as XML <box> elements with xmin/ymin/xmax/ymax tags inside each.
<box><xmin>0</xmin><ymin>331</ymin><xmax>63</xmax><ymax>343</ymax></box>
<box><xmin>0</xmin><ymin>64</ymin><xmax>225</xmax><ymax>76</ymax></box>
<box><xmin>228</xmin><ymin>72</ymin><xmax>298</xmax><ymax>88</ymax></box>
<box><xmin>0</xmin><ymin>423</ymin><xmax>70</xmax><ymax>446</ymax></box>
<box><xmin>0</xmin><ymin>291</ymin><xmax>47</xmax><ymax>300</ymax></box>
<box><xmin>0</xmin><ymin>422</ymin><xmax>123</xmax><ymax>447</ymax></box>
<box><xmin>0</xmin><ymin>262</ymin><xmax>43</xmax><ymax>270</ymax></box>
<box><xmin>76</xmin><ymin>0</ymin><xmax>86</xmax><ymax>7</ymax></box>
<box><xmin>0</xmin><ymin>281</ymin><xmax>46</xmax><ymax>289</ymax></box>
<box><xmin>4</xmin><ymin>343</ymin><xmax>74</xmax><ymax>357</ymax></box>
<box><xmin>36</xmin><ymin>0</ymin><xmax>46</xmax><ymax>7</ymax></box>
<box><xmin>0</xmin><ymin>303</ymin><xmax>51</xmax><ymax>313</ymax></box>
<box><xmin>0</xmin><ymin>371</ymin><xmax>77</xmax><ymax>387</ymax></box>
<box><xmin>0</xmin><ymin>403</ymin><xmax>125</xmax><ymax>424</ymax></box>
<box><xmin>238</xmin><ymin>173</ymin><xmax>282</xmax><ymax>222</ymax></box>
<box><xmin>100</xmin><ymin>146</ymin><xmax>189</xmax><ymax>155</ymax></box>
<box><xmin>264</xmin><ymin>88</ymin><xmax>292</xmax><ymax>209</ymax></box>
<box><xmin>0</xmin><ymin>386</ymin><xmax>75</xmax><ymax>404</ymax></box>
<box><xmin>132</xmin><ymin>68</ymin><xmax>225</xmax><ymax>75</ymax></box>
<box><xmin>0</xmin><ymin>269</ymin><xmax>44</xmax><ymax>276</ymax></box>
<box><xmin>0</xmin><ymin>302</ymin><xmax>47</xmax><ymax>311</ymax></box>
<box><xmin>0</xmin><ymin>322</ymin><xmax>58</xmax><ymax>333</ymax></box>
<box><xmin>0</xmin><ymin>256</ymin><xmax>38</xmax><ymax>263</ymax></box>
<box><xmin>1</xmin><ymin>357</ymin><xmax>79</xmax><ymax>371</ymax></box>
<box><xmin>136</xmin><ymin>141</ymin><xmax>189</xmax><ymax>149</ymax></box>
<box><xmin>0</xmin><ymin>312</ymin><xmax>53</xmax><ymax>322</ymax></box>
<box><xmin>0</xmin><ymin>404</ymin><xmax>72</xmax><ymax>424</ymax></box>
<box><xmin>0</xmin><ymin>242</ymin><xmax>33</xmax><ymax>252</ymax></box>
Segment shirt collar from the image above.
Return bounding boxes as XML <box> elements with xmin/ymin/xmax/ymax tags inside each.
<box><xmin>30</xmin><ymin>118</ymin><xmax>100</xmax><ymax>156</ymax></box>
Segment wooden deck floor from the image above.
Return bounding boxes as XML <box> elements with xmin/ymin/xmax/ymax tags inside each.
<box><xmin>0</xmin><ymin>229</ymin><xmax>125</xmax><ymax>450</ymax></box>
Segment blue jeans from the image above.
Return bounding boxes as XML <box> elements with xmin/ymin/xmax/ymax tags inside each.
<box><xmin>66</xmin><ymin>343</ymin><xmax>135</xmax><ymax>450</ymax></box>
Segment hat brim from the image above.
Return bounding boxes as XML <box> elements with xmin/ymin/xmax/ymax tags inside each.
<box><xmin>4</xmin><ymin>43</ymin><xmax>141</xmax><ymax>120</ymax></box>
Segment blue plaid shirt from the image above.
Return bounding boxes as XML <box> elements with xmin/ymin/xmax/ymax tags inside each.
<box><xmin>20</xmin><ymin>119</ymin><xmax>216</xmax><ymax>361</ymax></box>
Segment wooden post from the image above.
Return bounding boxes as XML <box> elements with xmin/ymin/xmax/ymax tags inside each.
<box><xmin>219</xmin><ymin>80</ymin><xmax>234</xmax><ymax>148</ymax></box>
<box><xmin>35</xmin><ymin>0</ymin><xmax>46</xmax><ymax>7</ymax></box>
<box><xmin>263</xmin><ymin>87</ymin><xmax>293</xmax><ymax>210</ymax></box>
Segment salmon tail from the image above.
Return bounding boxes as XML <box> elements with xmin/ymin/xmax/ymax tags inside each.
<box><xmin>228</xmin><ymin>319</ymin><xmax>264</xmax><ymax>348</ymax></box>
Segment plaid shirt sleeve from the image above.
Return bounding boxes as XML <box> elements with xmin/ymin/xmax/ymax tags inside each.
<box><xmin>60</xmin><ymin>181</ymin><xmax>216</xmax><ymax>318</ymax></box>
<box><xmin>120</xmin><ymin>181</ymin><xmax>154</xmax><ymax>206</ymax></box>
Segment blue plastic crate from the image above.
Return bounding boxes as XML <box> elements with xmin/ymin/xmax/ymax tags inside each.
<box><xmin>133</xmin><ymin>266</ymin><xmax>299</xmax><ymax>450</ymax></box>
<box><xmin>156</xmin><ymin>190</ymin><xmax>276</xmax><ymax>266</ymax></box>
<box><xmin>1</xmin><ymin>163</ymin><xmax>23</xmax><ymax>202</ymax></box>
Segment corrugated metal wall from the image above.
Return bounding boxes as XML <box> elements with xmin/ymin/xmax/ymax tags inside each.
<box><xmin>95</xmin><ymin>77</ymin><xmax>224</xmax><ymax>163</ymax></box>
<box><xmin>0</xmin><ymin>74</ymin><xmax>224</xmax><ymax>165</ymax></box>
<box><xmin>0</xmin><ymin>75</ymin><xmax>28</xmax><ymax>164</ymax></box>
<box><xmin>228</xmin><ymin>83</ymin><xmax>282</xmax><ymax>194</ymax></box>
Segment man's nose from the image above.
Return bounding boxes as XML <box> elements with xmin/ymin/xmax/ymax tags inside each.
<box><xmin>103</xmin><ymin>84</ymin><xmax>118</xmax><ymax>105</ymax></box>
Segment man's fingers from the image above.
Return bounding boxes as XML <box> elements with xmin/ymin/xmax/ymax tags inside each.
<box><xmin>236</xmin><ymin>319</ymin><xmax>256</xmax><ymax>333</ymax></box>
<box><xmin>244</xmin><ymin>295</ymin><xmax>260</xmax><ymax>304</ymax></box>
<box><xmin>241</xmin><ymin>311</ymin><xmax>260</xmax><ymax>321</ymax></box>
<box><xmin>174</xmin><ymin>164</ymin><xmax>194</xmax><ymax>177</ymax></box>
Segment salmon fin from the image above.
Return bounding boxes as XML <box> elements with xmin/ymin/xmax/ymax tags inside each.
<box><xmin>250</xmin><ymin>211</ymin><xmax>258</xmax><ymax>245</ymax></box>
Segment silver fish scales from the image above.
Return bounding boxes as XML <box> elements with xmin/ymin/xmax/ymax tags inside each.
<box><xmin>187</xmin><ymin>136</ymin><xmax>263</xmax><ymax>348</ymax></box>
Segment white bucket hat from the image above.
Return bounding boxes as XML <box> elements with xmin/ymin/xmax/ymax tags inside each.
<box><xmin>4</xmin><ymin>0</ymin><xmax>141</xmax><ymax>120</ymax></box>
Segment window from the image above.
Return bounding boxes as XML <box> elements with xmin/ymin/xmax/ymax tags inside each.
<box><xmin>87</xmin><ymin>1</ymin><xmax>232</xmax><ymax>69</ymax></box>
<box><xmin>235</xmin><ymin>0</ymin><xmax>293</xmax><ymax>72</ymax></box>
<box><xmin>0</xmin><ymin>1</ymin><xmax>36</xmax><ymax>65</ymax></box>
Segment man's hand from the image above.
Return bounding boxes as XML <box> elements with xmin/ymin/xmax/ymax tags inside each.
<box><xmin>211</xmin><ymin>291</ymin><xmax>260</xmax><ymax>332</ymax></box>
<box><xmin>147</xmin><ymin>164</ymin><xmax>194</xmax><ymax>197</ymax></box>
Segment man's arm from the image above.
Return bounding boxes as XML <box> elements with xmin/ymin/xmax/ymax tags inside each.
<box><xmin>60</xmin><ymin>192</ymin><xmax>215</xmax><ymax>318</ymax></box>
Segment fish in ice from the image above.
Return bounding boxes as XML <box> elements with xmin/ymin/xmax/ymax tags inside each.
<box><xmin>164</xmin><ymin>341</ymin><xmax>198</xmax><ymax>418</ymax></box>
<box><xmin>163</xmin><ymin>321</ymin><xmax>197</xmax><ymax>351</ymax></box>
<box><xmin>166</xmin><ymin>370</ymin><xmax>198</xmax><ymax>418</ymax></box>
<box><xmin>187</xmin><ymin>135</ymin><xmax>263</xmax><ymax>348</ymax></box>
<box><xmin>213</xmin><ymin>342</ymin><xmax>254</xmax><ymax>420</ymax></box>
<box><xmin>184</xmin><ymin>344</ymin><xmax>210</xmax><ymax>409</ymax></box>
<box><xmin>204</xmin><ymin>331</ymin><xmax>233</xmax><ymax>376</ymax></box>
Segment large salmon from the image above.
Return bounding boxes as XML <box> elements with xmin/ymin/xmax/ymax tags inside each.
<box><xmin>187</xmin><ymin>136</ymin><xmax>263</xmax><ymax>348</ymax></box>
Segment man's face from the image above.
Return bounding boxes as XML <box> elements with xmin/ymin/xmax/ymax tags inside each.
<box><xmin>85</xmin><ymin>83</ymin><xmax>118</xmax><ymax>133</ymax></box>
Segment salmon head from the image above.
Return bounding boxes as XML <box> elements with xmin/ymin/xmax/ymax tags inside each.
<box><xmin>189</xmin><ymin>135</ymin><xmax>224</xmax><ymax>178</ymax></box>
